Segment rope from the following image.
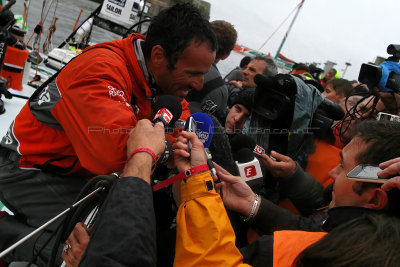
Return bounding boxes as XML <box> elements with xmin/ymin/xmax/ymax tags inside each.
<box><xmin>72</xmin><ymin>9</ymin><xmax>83</xmax><ymax>32</ymax></box>
<box><xmin>258</xmin><ymin>2</ymin><xmax>301</xmax><ymax>51</ymax></box>
<box><xmin>42</xmin><ymin>17</ymin><xmax>57</xmax><ymax>54</ymax></box>
<box><xmin>42</xmin><ymin>0</ymin><xmax>59</xmax><ymax>54</ymax></box>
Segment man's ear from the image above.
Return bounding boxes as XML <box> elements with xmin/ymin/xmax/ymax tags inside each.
<box><xmin>150</xmin><ymin>45</ymin><xmax>166</xmax><ymax>67</ymax></box>
<box><xmin>365</xmin><ymin>188</ymin><xmax>388</xmax><ymax>210</ymax></box>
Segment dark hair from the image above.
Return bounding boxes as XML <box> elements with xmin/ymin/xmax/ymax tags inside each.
<box><xmin>294</xmin><ymin>213</ymin><xmax>400</xmax><ymax>267</ymax></box>
<box><xmin>292</xmin><ymin>63</ymin><xmax>310</xmax><ymax>72</ymax></box>
<box><xmin>350</xmin><ymin>120</ymin><xmax>400</xmax><ymax>216</ymax></box>
<box><xmin>326</xmin><ymin>78</ymin><xmax>353</xmax><ymax>97</ymax></box>
<box><xmin>351</xmin><ymin>120</ymin><xmax>400</xmax><ymax>165</ymax></box>
<box><xmin>239</xmin><ymin>56</ymin><xmax>252</xmax><ymax>68</ymax></box>
<box><xmin>211</xmin><ymin>20</ymin><xmax>237</xmax><ymax>60</ymax></box>
<box><xmin>253</xmin><ymin>55</ymin><xmax>278</xmax><ymax>77</ymax></box>
<box><xmin>142</xmin><ymin>3</ymin><xmax>217</xmax><ymax>69</ymax></box>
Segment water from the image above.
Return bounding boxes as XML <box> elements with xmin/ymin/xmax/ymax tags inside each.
<box><xmin>10</xmin><ymin>0</ymin><xmax>122</xmax><ymax>50</ymax></box>
<box><xmin>10</xmin><ymin>0</ymin><xmax>242</xmax><ymax>76</ymax></box>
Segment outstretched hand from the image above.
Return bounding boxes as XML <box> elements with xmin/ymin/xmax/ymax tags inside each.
<box><xmin>260</xmin><ymin>150</ymin><xmax>296</xmax><ymax>178</ymax></box>
<box><xmin>214</xmin><ymin>162</ymin><xmax>256</xmax><ymax>216</ymax></box>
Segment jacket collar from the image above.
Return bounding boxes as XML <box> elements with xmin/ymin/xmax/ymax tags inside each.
<box><xmin>322</xmin><ymin>206</ymin><xmax>381</xmax><ymax>232</ymax></box>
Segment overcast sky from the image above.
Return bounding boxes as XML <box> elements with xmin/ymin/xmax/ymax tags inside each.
<box><xmin>206</xmin><ymin>0</ymin><xmax>400</xmax><ymax>80</ymax></box>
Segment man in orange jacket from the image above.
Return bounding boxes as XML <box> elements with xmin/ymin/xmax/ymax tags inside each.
<box><xmin>0</xmin><ymin>3</ymin><xmax>216</xmax><ymax>265</ymax></box>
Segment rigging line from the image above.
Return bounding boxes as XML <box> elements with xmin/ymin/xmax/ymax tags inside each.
<box><xmin>43</xmin><ymin>0</ymin><xmax>57</xmax><ymax>25</ymax></box>
<box><xmin>258</xmin><ymin>2</ymin><xmax>301</xmax><ymax>52</ymax></box>
<box><xmin>43</xmin><ymin>0</ymin><xmax>59</xmax><ymax>53</ymax></box>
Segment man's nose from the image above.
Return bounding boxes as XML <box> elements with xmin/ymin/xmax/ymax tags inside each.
<box><xmin>190</xmin><ymin>76</ymin><xmax>205</xmax><ymax>91</ymax></box>
<box><xmin>329</xmin><ymin>165</ymin><xmax>339</xmax><ymax>180</ymax></box>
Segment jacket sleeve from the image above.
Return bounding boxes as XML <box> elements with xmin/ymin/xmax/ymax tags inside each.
<box><xmin>174</xmin><ymin>171</ymin><xmax>250</xmax><ymax>267</ymax></box>
<box><xmin>279</xmin><ymin>163</ymin><xmax>327</xmax><ymax>215</ymax></box>
<box><xmin>79</xmin><ymin>177</ymin><xmax>156</xmax><ymax>267</ymax></box>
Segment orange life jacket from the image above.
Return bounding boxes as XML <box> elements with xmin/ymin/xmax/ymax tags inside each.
<box><xmin>273</xmin><ymin>230</ymin><xmax>327</xmax><ymax>267</ymax></box>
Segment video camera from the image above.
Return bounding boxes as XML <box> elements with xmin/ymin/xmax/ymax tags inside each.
<box><xmin>358</xmin><ymin>44</ymin><xmax>400</xmax><ymax>93</ymax></box>
<box><xmin>252</xmin><ymin>73</ymin><xmax>297</xmax><ymax>121</ymax></box>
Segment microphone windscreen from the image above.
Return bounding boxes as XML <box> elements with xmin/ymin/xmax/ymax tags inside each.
<box><xmin>153</xmin><ymin>95</ymin><xmax>182</xmax><ymax>126</ymax></box>
<box><xmin>191</xmin><ymin>112</ymin><xmax>214</xmax><ymax>148</ymax></box>
<box><xmin>254</xmin><ymin>74</ymin><xmax>278</xmax><ymax>89</ymax></box>
<box><xmin>230</xmin><ymin>134</ymin><xmax>256</xmax><ymax>152</ymax></box>
<box><xmin>318</xmin><ymin>98</ymin><xmax>345</xmax><ymax>120</ymax></box>
<box><xmin>235</xmin><ymin>148</ymin><xmax>255</xmax><ymax>163</ymax></box>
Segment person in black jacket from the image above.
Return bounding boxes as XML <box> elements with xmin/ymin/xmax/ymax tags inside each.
<box><xmin>62</xmin><ymin>120</ymin><xmax>166</xmax><ymax>267</ymax></box>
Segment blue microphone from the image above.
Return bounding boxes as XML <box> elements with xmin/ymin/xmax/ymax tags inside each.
<box><xmin>190</xmin><ymin>112</ymin><xmax>216</xmax><ymax>178</ymax></box>
<box><xmin>190</xmin><ymin>112</ymin><xmax>214</xmax><ymax>148</ymax></box>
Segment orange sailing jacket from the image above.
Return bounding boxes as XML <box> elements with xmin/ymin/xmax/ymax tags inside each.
<box><xmin>2</xmin><ymin>34</ymin><xmax>190</xmax><ymax>177</ymax></box>
<box><xmin>175</xmin><ymin>172</ymin><xmax>250</xmax><ymax>267</ymax></box>
<box><xmin>174</xmin><ymin>172</ymin><xmax>326</xmax><ymax>267</ymax></box>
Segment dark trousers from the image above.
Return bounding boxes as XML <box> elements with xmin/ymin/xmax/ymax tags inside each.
<box><xmin>0</xmin><ymin>147</ymin><xmax>87</xmax><ymax>266</ymax></box>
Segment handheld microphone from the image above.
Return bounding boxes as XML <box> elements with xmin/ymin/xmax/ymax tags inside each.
<box><xmin>235</xmin><ymin>148</ymin><xmax>263</xmax><ymax>182</ymax></box>
<box><xmin>152</xmin><ymin>95</ymin><xmax>182</xmax><ymax>126</ymax></box>
<box><xmin>190</xmin><ymin>112</ymin><xmax>214</xmax><ymax>148</ymax></box>
<box><xmin>231</xmin><ymin>134</ymin><xmax>273</xmax><ymax>158</ymax></box>
<box><xmin>152</xmin><ymin>95</ymin><xmax>182</xmax><ymax>164</ymax></box>
<box><xmin>190</xmin><ymin>112</ymin><xmax>216</xmax><ymax>177</ymax></box>
<box><xmin>184</xmin><ymin>116</ymin><xmax>197</xmax><ymax>152</ymax></box>
<box><xmin>318</xmin><ymin>98</ymin><xmax>345</xmax><ymax>120</ymax></box>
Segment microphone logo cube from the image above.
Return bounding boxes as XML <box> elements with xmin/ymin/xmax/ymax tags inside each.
<box><xmin>253</xmin><ymin>145</ymin><xmax>265</xmax><ymax>156</ymax></box>
<box><xmin>154</xmin><ymin>108</ymin><xmax>173</xmax><ymax>125</ymax></box>
<box><xmin>244</xmin><ymin>165</ymin><xmax>257</xmax><ymax>177</ymax></box>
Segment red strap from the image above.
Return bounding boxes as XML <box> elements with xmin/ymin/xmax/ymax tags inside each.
<box><xmin>127</xmin><ymin>148</ymin><xmax>157</xmax><ymax>165</ymax></box>
<box><xmin>152</xmin><ymin>164</ymin><xmax>209</xmax><ymax>192</ymax></box>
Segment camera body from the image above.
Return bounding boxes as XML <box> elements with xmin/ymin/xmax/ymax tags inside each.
<box><xmin>358</xmin><ymin>44</ymin><xmax>400</xmax><ymax>93</ymax></box>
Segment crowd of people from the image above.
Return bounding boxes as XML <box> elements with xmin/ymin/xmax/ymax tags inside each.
<box><xmin>1</xmin><ymin>3</ymin><xmax>400</xmax><ymax>267</ymax></box>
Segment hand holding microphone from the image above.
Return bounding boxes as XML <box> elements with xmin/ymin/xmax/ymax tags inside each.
<box><xmin>151</xmin><ymin>95</ymin><xmax>182</xmax><ymax>165</ymax></box>
<box><xmin>173</xmin><ymin>131</ymin><xmax>207</xmax><ymax>174</ymax></box>
<box><xmin>230</xmin><ymin>134</ymin><xmax>275</xmax><ymax>160</ymax></box>
<box><xmin>260</xmin><ymin>150</ymin><xmax>296</xmax><ymax>179</ymax></box>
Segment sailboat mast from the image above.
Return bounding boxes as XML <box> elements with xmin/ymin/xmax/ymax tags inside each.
<box><xmin>274</xmin><ymin>0</ymin><xmax>305</xmax><ymax>59</ymax></box>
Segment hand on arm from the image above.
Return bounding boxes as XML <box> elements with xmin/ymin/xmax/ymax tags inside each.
<box><xmin>260</xmin><ymin>150</ymin><xmax>296</xmax><ymax>178</ymax></box>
